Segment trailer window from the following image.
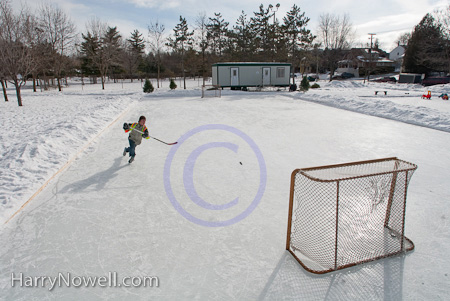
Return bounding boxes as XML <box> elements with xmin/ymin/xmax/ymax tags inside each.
<box><xmin>276</xmin><ymin>67</ymin><xmax>285</xmax><ymax>78</ymax></box>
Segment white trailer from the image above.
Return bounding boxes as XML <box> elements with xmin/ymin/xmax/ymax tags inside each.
<box><xmin>212</xmin><ymin>62</ymin><xmax>292</xmax><ymax>89</ymax></box>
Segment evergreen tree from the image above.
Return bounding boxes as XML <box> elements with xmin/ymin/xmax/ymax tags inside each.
<box><xmin>143</xmin><ymin>78</ymin><xmax>154</xmax><ymax>93</ymax></box>
<box><xmin>282</xmin><ymin>5</ymin><xmax>315</xmax><ymax>76</ymax></box>
<box><xmin>207</xmin><ymin>12</ymin><xmax>229</xmax><ymax>57</ymax></box>
<box><xmin>403</xmin><ymin>13</ymin><xmax>446</xmax><ymax>74</ymax></box>
<box><xmin>80</xmin><ymin>31</ymin><xmax>101</xmax><ymax>79</ymax></box>
<box><xmin>166</xmin><ymin>16</ymin><xmax>194</xmax><ymax>89</ymax></box>
<box><xmin>81</xmin><ymin>25</ymin><xmax>123</xmax><ymax>89</ymax></box>
<box><xmin>169</xmin><ymin>78</ymin><xmax>177</xmax><ymax>89</ymax></box>
<box><xmin>267</xmin><ymin>4</ymin><xmax>281</xmax><ymax>61</ymax></box>
<box><xmin>250</xmin><ymin>4</ymin><xmax>272</xmax><ymax>58</ymax></box>
<box><xmin>102</xmin><ymin>26</ymin><xmax>123</xmax><ymax>85</ymax></box>
<box><xmin>127</xmin><ymin>29</ymin><xmax>145</xmax><ymax>54</ymax></box>
<box><xmin>300</xmin><ymin>76</ymin><xmax>310</xmax><ymax>91</ymax></box>
<box><xmin>231</xmin><ymin>11</ymin><xmax>257</xmax><ymax>60</ymax></box>
<box><xmin>125</xmin><ymin>29</ymin><xmax>145</xmax><ymax>81</ymax></box>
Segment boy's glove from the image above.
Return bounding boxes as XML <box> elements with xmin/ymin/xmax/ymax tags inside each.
<box><xmin>123</xmin><ymin>123</ymin><xmax>129</xmax><ymax>130</ymax></box>
<box><xmin>143</xmin><ymin>132</ymin><xmax>149</xmax><ymax>138</ymax></box>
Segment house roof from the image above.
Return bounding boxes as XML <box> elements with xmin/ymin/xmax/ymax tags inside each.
<box><xmin>356</xmin><ymin>56</ymin><xmax>394</xmax><ymax>63</ymax></box>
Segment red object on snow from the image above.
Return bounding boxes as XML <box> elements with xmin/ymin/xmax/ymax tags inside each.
<box><xmin>421</xmin><ymin>91</ymin><xmax>431</xmax><ymax>99</ymax></box>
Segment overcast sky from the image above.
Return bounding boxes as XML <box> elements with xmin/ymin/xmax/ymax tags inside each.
<box><xmin>12</xmin><ymin>0</ymin><xmax>450</xmax><ymax>52</ymax></box>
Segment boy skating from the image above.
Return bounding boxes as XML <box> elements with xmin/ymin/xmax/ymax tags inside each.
<box><xmin>123</xmin><ymin>116</ymin><xmax>149</xmax><ymax>163</ymax></box>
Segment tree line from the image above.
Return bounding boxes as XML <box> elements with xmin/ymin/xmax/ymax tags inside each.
<box><xmin>2</xmin><ymin>0</ymin><xmax>449</xmax><ymax>106</ymax></box>
<box><xmin>1</xmin><ymin>0</ymin><xmax>355</xmax><ymax>106</ymax></box>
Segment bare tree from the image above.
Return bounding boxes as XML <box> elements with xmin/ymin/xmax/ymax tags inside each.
<box><xmin>318</xmin><ymin>13</ymin><xmax>353</xmax><ymax>49</ymax></box>
<box><xmin>0</xmin><ymin>48</ymin><xmax>8</xmax><ymax>101</ymax></box>
<box><xmin>395</xmin><ymin>32</ymin><xmax>411</xmax><ymax>46</ymax></box>
<box><xmin>434</xmin><ymin>6</ymin><xmax>450</xmax><ymax>73</ymax></box>
<box><xmin>0</xmin><ymin>0</ymin><xmax>36</xmax><ymax>106</ymax></box>
<box><xmin>148</xmin><ymin>21</ymin><xmax>165</xmax><ymax>88</ymax></box>
<box><xmin>38</xmin><ymin>2</ymin><xmax>76</xmax><ymax>91</ymax></box>
<box><xmin>0</xmin><ymin>0</ymin><xmax>8</xmax><ymax>102</ymax></box>
<box><xmin>317</xmin><ymin>13</ymin><xmax>354</xmax><ymax>80</ymax></box>
<box><xmin>29</xmin><ymin>24</ymin><xmax>53</xmax><ymax>92</ymax></box>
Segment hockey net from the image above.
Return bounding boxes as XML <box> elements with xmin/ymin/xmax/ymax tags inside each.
<box><xmin>286</xmin><ymin>157</ymin><xmax>417</xmax><ymax>274</ymax></box>
<box><xmin>201</xmin><ymin>85</ymin><xmax>221</xmax><ymax>98</ymax></box>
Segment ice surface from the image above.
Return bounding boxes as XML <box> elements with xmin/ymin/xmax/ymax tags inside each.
<box><xmin>1</xmin><ymin>78</ymin><xmax>449</xmax><ymax>299</ymax></box>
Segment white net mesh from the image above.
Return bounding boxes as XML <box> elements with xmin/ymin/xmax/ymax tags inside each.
<box><xmin>201</xmin><ymin>85</ymin><xmax>221</xmax><ymax>98</ymax></box>
<box><xmin>287</xmin><ymin>157</ymin><xmax>417</xmax><ymax>274</ymax></box>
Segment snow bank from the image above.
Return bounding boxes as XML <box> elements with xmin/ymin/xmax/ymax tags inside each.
<box><xmin>0</xmin><ymin>85</ymin><xmax>141</xmax><ymax>224</ymax></box>
<box><xmin>296</xmin><ymin>80</ymin><xmax>450</xmax><ymax>133</ymax></box>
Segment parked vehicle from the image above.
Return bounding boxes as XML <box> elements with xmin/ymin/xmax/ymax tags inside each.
<box><xmin>422</xmin><ymin>76</ymin><xmax>450</xmax><ymax>86</ymax></box>
<box><xmin>373</xmin><ymin>76</ymin><xmax>397</xmax><ymax>83</ymax></box>
<box><xmin>332</xmin><ymin>72</ymin><xmax>355</xmax><ymax>80</ymax></box>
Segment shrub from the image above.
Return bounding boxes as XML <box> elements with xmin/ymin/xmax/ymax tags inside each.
<box><xmin>169</xmin><ymin>78</ymin><xmax>177</xmax><ymax>90</ymax></box>
<box><xmin>300</xmin><ymin>76</ymin><xmax>310</xmax><ymax>92</ymax></box>
<box><xmin>311</xmin><ymin>83</ymin><xmax>321</xmax><ymax>89</ymax></box>
<box><xmin>143</xmin><ymin>79</ymin><xmax>154</xmax><ymax>93</ymax></box>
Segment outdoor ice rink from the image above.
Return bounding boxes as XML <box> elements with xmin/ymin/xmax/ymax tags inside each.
<box><xmin>1</xmin><ymin>79</ymin><xmax>449</xmax><ymax>300</ymax></box>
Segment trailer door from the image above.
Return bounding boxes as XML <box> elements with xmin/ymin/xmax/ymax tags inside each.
<box><xmin>263</xmin><ymin>67</ymin><xmax>271</xmax><ymax>86</ymax></box>
<box><xmin>231</xmin><ymin>68</ymin><xmax>239</xmax><ymax>86</ymax></box>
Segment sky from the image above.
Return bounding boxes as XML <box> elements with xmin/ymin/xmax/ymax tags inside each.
<box><xmin>12</xmin><ymin>0</ymin><xmax>450</xmax><ymax>52</ymax></box>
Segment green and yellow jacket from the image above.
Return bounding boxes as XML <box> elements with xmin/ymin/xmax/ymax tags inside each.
<box><xmin>124</xmin><ymin>123</ymin><xmax>149</xmax><ymax>145</ymax></box>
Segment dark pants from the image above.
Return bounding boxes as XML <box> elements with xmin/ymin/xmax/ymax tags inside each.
<box><xmin>126</xmin><ymin>139</ymin><xmax>136</xmax><ymax>157</ymax></box>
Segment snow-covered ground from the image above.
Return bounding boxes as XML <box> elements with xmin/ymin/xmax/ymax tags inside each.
<box><xmin>1</xmin><ymin>77</ymin><xmax>449</xmax><ymax>300</ymax></box>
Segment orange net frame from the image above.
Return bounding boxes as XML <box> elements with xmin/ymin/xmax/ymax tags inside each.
<box><xmin>286</xmin><ymin>157</ymin><xmax>417</xmax><ymax>274</ymax></box>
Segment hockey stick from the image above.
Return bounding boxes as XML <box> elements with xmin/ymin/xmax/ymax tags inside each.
<box><xmin>127</xmin><ymin>127</ymin><xmax>178</xmax><ymax>145</ymax></box>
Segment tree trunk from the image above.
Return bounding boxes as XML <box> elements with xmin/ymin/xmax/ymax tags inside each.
<box><xmin>157</xmin><ymin>64</ymin><xmax>160</xmax><ymax>88</ymax></box>
<box><xmin>13</xmin><ymin>78</ymin><xmax>23</xmax><ymax>106</ymax></box>
<box><xmin>329</xmin><ymin>67</ymin><xmax>335</xmax><ymax>82</ymax></box>
<box><xmin>57</xmin><ymin>77</ymin><xmax>62</xmax><ymax>91</ymax></box>
<box><xmin>202</xmin><ymin>50</ymin><xmax>206</xmax><ymax>86</ymax></box>
<box><xmin>32</xmin><ymin>76</ymin><xmax>37</xmax><ymax>92</ymax></box>
<box><xmin>1</xmin><ymin>80</ymin><xmax>8</xmax><ymax>102</ymax></box>
<box><xmin>181</xmin><ymin>50</ymin><xmax>186</xmax><ymax>90</ymax></box>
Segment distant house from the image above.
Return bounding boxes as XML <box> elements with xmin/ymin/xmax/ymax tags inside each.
<box><xmin>389</xmin><ymin>45</ymin><xmax>406</xmax><ymax>72</ymax></box>
<box><xmin>336</xmin><ymin>59</ymin><xmax>359</xmax><ymax>77</ymax></box>
<box><xmin>336</xmin><ymin>48</ymin><xmax>396</xmax><ymax>77</ymax></box>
